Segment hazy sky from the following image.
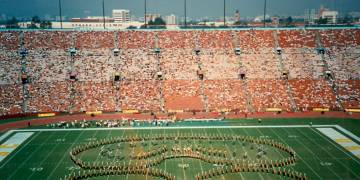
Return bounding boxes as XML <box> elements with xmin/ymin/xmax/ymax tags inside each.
<box><xmin>0</xmin><ymin>0</ymin><xmax>359</xmax><ymax>19</ymax></box>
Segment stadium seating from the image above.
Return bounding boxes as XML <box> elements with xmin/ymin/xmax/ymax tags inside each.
<box><xmin>282</xmin><ymin>48</ymin><xmax>324</xmax><ymax>79</ymax></box>
<box><xmin>248</xmin><ymin>79</ymin><xmax>292</xmax><ymax>112</ymax></box>
<box><xmin>324</xmin><ymin>47</ymin><xmax>360</xmax><ymax>80</ymax></box>
<box><xmin>164</xmin><ymin>80</ymin><xmax>204</xmax><ymax>111</ymax></box>
<box><xmin>204</xmin><ymin>79</ymin><xmax>247</xmax><ymax>112</ymax></box>
<box><xmin>24</xmin><ymin>31</ymin><xmax>72</xmax><ymax>50</ymax></box>
<box><xmin>120</xmin><ymin>80</ymin><xmax>161</xmax><ymax>111</ymax></box>
<box><xmin>289</xmin><ymin>79</ymin><xmax>337</xmax><ymax>111</ymax></box>
<box><xmin>278</xmin><ymin>30</ymin><xmax>316</xmax><ymax>48</ymax></box>
<box><xmin>200</xmin><ymin>49</ymin><xmax>238</xmax><ymax>79</ymax></box>
<box><xmin>28</xmin><ymin>82</ymin><xmax>70</xmax><ymax>113</ymax></box>
<box><xmin>0</xmin><ymin>51</ymin><xmax>21</xmax><ymax>84</ymax></box>
<box><xmin>161</xmin><ymin>49</ymin><xmax>198</xmax><ymax>80</ymax></box>
<box><xmin>0</xmin><ymin>29</ymin><xmax>359</xmax><ymax>116</ymax></box>
<box><xmin>336</xmin><ymin>80</ymin><xmax>360</xmax><ymax>108</ymax></box>
<box><xmin>0</xmin><ymin>31</ymin><xmax>20</xmax><ymax>50</ymax></box>
<box><xmin>319</xmin><ymin>29</ymin><xmax>358</xmax><ymax>47</ymax></box>
<box><xmin>0</xmin><ymin>84</ymin><xmax>23</xmax><ymax>115</ymax></box>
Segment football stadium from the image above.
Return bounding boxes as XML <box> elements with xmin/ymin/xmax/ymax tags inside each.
<box><xmin>1</xmin><ymin>1</ymin><xmax>360</xmax><ymax>180</ymax></box>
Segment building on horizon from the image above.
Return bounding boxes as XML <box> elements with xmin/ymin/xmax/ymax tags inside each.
<box><xmin>320</xmin><ymin>8</ymin><xmax>338</xmax><ymax>24</ymax></box>
<box><xmin>165</xmin><ymin>14</ymin><xmax>177</xmax><ymax>25</ymax></box>
<box><xmin>234</xmin><ymin>9</ymin><xmax>240</xmax><ymax>22</ymax></box>
<box><xmin>71</xmin><ymin>16</ymin><xmax>114</xmax><ymax>23</ymax></box>
<box><xmin>145</xmin><ymin>14</ymin><xmax>161</xmax><ymax>24</ymax></box>
<box><xmin>113</xmin><ymin>9</ymin><xmax>131</xmax><ymax>23</ymax></box>
<box><xmin>304</xmin><ymin>9</ymin><xmax>317</xmax><ymax>24</ymax></box>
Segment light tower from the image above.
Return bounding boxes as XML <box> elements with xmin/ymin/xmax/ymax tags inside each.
<box><xmin>58</xmin><ymin>0</ymin><xmax>63</xmax><ymax>29</ymax></box>
<box><xmin>263</xmin><ymin>0</ymin><xmax>267</xmax><ymax>27</ymax></box>
<box><xmin>184</xmin><ymin>0</ymin><xmax>187</xmax><ymax>27</ymax></box>
<box><xmin>102</xmin><ymin>0</ymin><xmax>106</xmax><ymax>29</ymax></box>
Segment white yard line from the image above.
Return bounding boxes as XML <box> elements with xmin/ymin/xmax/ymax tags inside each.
<box><xmin>282</xmin><ymin>128</ymin><xmax>339</xmax><ymax>179</ymax></box>
<box><xmin>268</xmin><ymin>128</ymin><xmax>323</xmax><ymax>179</ymax></box>
<box><xmin>217</xmin><ymin>128</ymin><xmax>245</xmax><ymax>180</ymax></box>
<box><xmin>190</xmin><ymin>129</ymin><xmax>204</xmax><ymax>173</ymax></box>
<box><xmin>0</xmin><ymin>132</ymin><xmax>40</xmax><ymax>169</ymax></box>
<box><xmin>26</xmin><ymin>131</ymin><xmax>72</xmax><ymax>180</ymax></box>
<box><xmin>106</xmin><ymin>129</ymin><xmax>126</xmax><ymax>180</ymax></box>
<box><xmin>7</xmin><ymin>132</ymin><xmax>54</xmax><ymax>179</ymax></box>
<box><xmin>310</xmin><ymin>128</ymin><xmax>360</xmax><ymax>165</ymax></box>
<box><xmin>97</xmin><ymin>130</ymin><xmax>113</xmax><ymax>179</ymax></box>
<box><xmin>126</xmin><ymin>129</ymin><xmax>139</xmax><ymax>180</ymax></box>
<box><xmin>255</xmin><ymin>128</ymin><xmax>290</xmax><ymax>169</ymax></box>
<box><xmin>254</xmin><ymin>128</ymin><xmax>288</xmax><ymax>180</ymax></box>
<box><xmin>46</xmin><ymin>130</ymin><xmax>86</xmax><ymax>180</ymax></box>
<box><xmin>202</xmin><ymin>129</ymin><xmax>228</xmax><ymax>180</ymax></box>
<box><xmin>179</xmin><ymin>130</ymin><xmax>187</xmax><ymax>180</ymax></box>
<box><xmin>163</xmin><ymin>129</ymin><xmax>167</xmax><ymax>174</ymax></box>
<box><xmin>299</xmin><ymin>128</ymin><xmax>360</xmax><ymax>179</ymax></box>
<box><xmin>74</xmin><ymin>129</ymin><xmax>101</xmax><ymax>171</ymax></box>
<box><xmin>237</xmin><ymin>128</ymin><xmax>265</xmax><ymax>180</ymax></box>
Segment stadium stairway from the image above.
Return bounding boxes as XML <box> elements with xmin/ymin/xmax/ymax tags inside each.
<box><xmin>154</xmin><ymin>34</ymin><xmax>165</xmax><ymax>112</ymax></box>
<box><xmin>113</xmin><ymin>32</ymin><xmax>122</xmax><ymax>112</ymax></box>
<box><xmin>232</xmin><ymin>30</ymin><xmax>255</xmax><ymax>113</ymax></box>
<box><xmin>273</xmin><ymin>30</ymin><xmax>298</xmax><ymax>112</ymax></box>
<box><xmin>316</xmin><ymin>31</ymin><xmax>345</xmax><ymax>111</ymax></box>
<box><xmin>232</xmin><ymin>30</ymin><xmax>245</xmax><ymax>70</ymax></box>
<box><xmin>194</xmin><ymin>32</ymin><xmax>209</xmax><ymax>112</ymax></box>
<box><xmin>19</xmin><ymin>31</ymin><xmax>30</xmax><ymax>114</ymax></box>
<box><xmin>242</xmin><ymin>79</ymin><xmax>255</xmax><ymax>113</ymax></box>
<box><xmin>68</xmin><ymin>33</ymin><xmax>77</xmax><ymax>113</ymax></box>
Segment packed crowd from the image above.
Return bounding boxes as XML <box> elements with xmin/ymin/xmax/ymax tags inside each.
<box><xmin>200</xmin><ymin>49</ymin><xmax>238</xmax><ymax>79</ymax></box>
<box><xmin>163</xmin><ymin>80</ymin><xmax>204</xmax><ymax>111</ymax></box>
<box><xmin>278</xmin><ymin>30</ymin><xmax>316</xmax><ymax>48</ymax></box>
<box><xmin>121</xmin><ymin>49</ymin><xmax>158</xmax><ymax>80</ymax></box>
<box><xmin>0</xmin><ymin>51</ymin><xmax>21</xmax><ymax>84</ymax></box>
<box><xmin>198</xmin><ymin>30</ymin><xmax>233</xmax><ymax>49</ymax></box>
<box><xmin>72</xmin><ymin>81</ymin><xmax>116</xmax><ymax>112</ymax></box>
<box><xmin>325</xmin><ymin>47</ymin><xmax>360</xmax><ymax>80</ymax></box>
<box><xmin>336</xmin><ymin>80</ymin><xmax>360</xmax><ymax>108</ymax></box>
<box><xmin>204</xmin><ymin>80</ymin><xmax>247</xmax><ymax>112</ymax></box>
<box><xmin>0</xmin><ymin>29</ymin><xmax>359</xmax><ymax>115</ymax></box>
<box><xmin>282</xmin><ymin>48</ymin><xmax>324</xmax><ymax>79</ymax></box>
<box><xmin>320</xmin><ymin>29</ymin><xmax>358</xmax><ymax>48</ymax></box>
<box><xmin>241</xmin><ymin>51</ymin><xmax>281</xmax><ymax>79</ymax></box>
<box><xmin>237</xmin><ymin>30</ymin><xmax>275</xmax><ymax>53</ymax></box>
<box><xmin>24</xmin><ymin>31</ymin><xmax>73</xmax><ymax>50</ymax></box>
<box><xmin>0</xmin><ymin>84</ymin><xmax>23</xmax><ymax>115</ymax></box>
<box><xmin>248</xmin><ymin>79</ymin><xmax>292</xmax><ymax>112</ymax></box>
<box><xmin>120</xmin><ymin>80</ymin><xmax>161</xmax><ymax>111</ymax></box>
<box><xmin>119</xmin><ymin>31</ymin><xmax>155</xmax><ymax>49</ymax></box>
<box><xmin>0</xmin><ymin>31</ymin><xmax>19</xmax><ymax>50</ymax></box>
<box><xmin>28</xmin><ymin>82</ymin><xmax>69</xmax><ymax>112</ymax></box>
<box><xmin>161</xmin><ymin>49</ymin><xmax>199</xmax><ymax>80</ymax></box>
<box><xmin>157</xmin><ymin>31</ymin><xmax>197</xmax><ymax>49</ymax></box>
<box><xmin>289</xmin><ymin>79</ymin><xmax>337</xmax><ymax>111</ymax></box>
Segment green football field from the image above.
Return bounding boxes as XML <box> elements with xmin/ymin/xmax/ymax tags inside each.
<box><xmin>1</xmin><ymin>118</ymin><xmax>360</xmax><ymax>180</ymax></box>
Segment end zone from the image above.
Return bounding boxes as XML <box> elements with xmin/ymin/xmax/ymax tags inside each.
<box><xmin>0</xmin><ymin>132</ymin><xmax>34</xmax><ymax>162</ymax></box>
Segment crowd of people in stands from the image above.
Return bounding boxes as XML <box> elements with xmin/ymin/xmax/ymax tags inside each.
<box><xmin>0</xmin><ymin>29</ymin><xmax>359</xmax><ymax>116</ymax></box>
<box><xmin>282</xmin><ymin>48</ymin><xmax>324</xmax><ymax>79</ymax></box>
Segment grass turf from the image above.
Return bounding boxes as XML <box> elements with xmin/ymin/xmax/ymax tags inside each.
<box><xmin>1</xmin><ymin>118</ymin><xmax>360</xmax><ymax>180</ymax></box>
